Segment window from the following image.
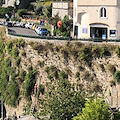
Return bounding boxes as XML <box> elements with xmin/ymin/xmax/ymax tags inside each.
<box><xmin>7</xmin><ymin>0</ymin><xmax>10</xmax><ymax>5</ymax></box>
<box><xmin>100</xmin><ymin>7</ymin><xmax>107</xmax><ymax>18</ymax></box>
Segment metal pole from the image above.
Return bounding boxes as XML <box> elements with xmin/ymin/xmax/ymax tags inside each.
<box><xmin>1</xmin><ymin>96</ymin><xmax>3</xmax><ymax>120</ymax></box>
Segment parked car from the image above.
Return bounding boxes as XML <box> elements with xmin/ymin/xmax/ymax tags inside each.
<box><xmin>7</xmin><ymin>21</ymin><xmax>13</xmax><ymax>27</ymax></box>
<box><xmin>25</xmin><ymin>23</ymin><xmax>33</xmax><ymax>29</ymax></box>
<box><xmin>38</xmin><ymin>28</ymin><xmax>48</xmax><ymax>36</ymax></box>
<box><xmin>32</xmin><ymin>23</ymin><xmax>38</xmax><ymax>30</ymax></box>
<box><xmin>20</xmin><ymin>22</ymin><xmax>25</xmax><ymax>28</ymax></box>
<box><xmin>36</xmin><ymin>26</ymin><xmax>41</xmax><ymax>34</ymax></box>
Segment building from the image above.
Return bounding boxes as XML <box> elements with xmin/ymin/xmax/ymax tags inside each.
<box><xmin>2</xmin><ymin>0</ymin><xmax>33</xmax><ymax>9</ymax></box>
<box><xmin>52</xmin><ymin>1</ymin><xmax>73</xmax><ymax>20</ymax></box>
<box><xmin>73</xmin><ymin>0</ymin><xmax>120</xmax><ymax>39</ymax></box>
<box><xmin>2</xmin><ymin>0</ymin><xmax>20</xmax><ymax>7</ymax></box>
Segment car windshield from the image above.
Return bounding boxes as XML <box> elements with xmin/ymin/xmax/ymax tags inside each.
<box><xmin>41</xmin><ymin>28</ymin><xmax>47</xmax><ymax>31</ymax></box>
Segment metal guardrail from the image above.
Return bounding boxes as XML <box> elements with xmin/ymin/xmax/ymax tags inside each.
<box><xmin>1</xmin><ymin>23</ymin><xmax>120</xmax><ymax>42</ymax></box>
<box><xmin>7</xmin><ymin>31</ymin><xmax>120</xmax><ymax>42</ymax></box>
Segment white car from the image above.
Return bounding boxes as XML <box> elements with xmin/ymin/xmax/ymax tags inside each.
<box><xmin>36</xmin><ymin>27</ymin><xmax>41</xmax><ymax>34</ymax></box>
<box><xmin>25</xmin><ymin>23</ymin><xmax>33</xmax><ymax>29</ymax></box>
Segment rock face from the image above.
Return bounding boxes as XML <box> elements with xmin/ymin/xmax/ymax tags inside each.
<box><xmin>3</xmin><ymin>39</ymin><xmax>120</xmax><ymax>117</ymax></box>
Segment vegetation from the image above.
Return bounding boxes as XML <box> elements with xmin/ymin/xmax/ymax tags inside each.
<box><xmin>17</xmin><ymin>9</ymin><xmax>27</xmax><ymax>17</ymax></box>
<box><xmin>40</xmin><ymin>71</ymin><xmax>85</xmax><ymax>120</ymax></box>
<box><xmin>114</xmin><ymin>71</ymin><xmax>120</xmax><ymax>83</ymax></box>
<box><xmin>73</xmin><ymin>98</ymin><xmax>111</xmax><ymax>120</ymax></box>
<box><xmin>1</xmin><ymin>27</ymin><xmax>120</xmax><ymax>119</ymax></box>
<box><xmin>0</xmin><ymin>6</ymin><xmax>14</xmax><ymax>18</ymax></box>
<box><xmin>23</xmin><ymin>69</ymin><xmax>37</xmax><ymax>97</ymax></box>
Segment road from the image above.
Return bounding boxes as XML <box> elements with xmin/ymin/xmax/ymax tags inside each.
<box><xmin>8</xmin><ymin>27</ymin><xmax>39</xmax><ymax>36</ymax></box>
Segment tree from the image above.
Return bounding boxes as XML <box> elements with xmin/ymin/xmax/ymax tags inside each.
<box><xmin>60</xmin><ymin>15</ymin><xmax>73</xmax><ymax>37</ymax></box>
<box><xmin>114</xmin><ymin>71</ymin><xmax>120</xmax><ymax>83</ymax></box>
<box><xmin>43</xmin><ymin>4</ymin><xmax>52</xmax><ymax>18</ymax></box>
<box><xmin>73</xmin><ymin>99</ymin><xmax>111</xmax><ymax>120</ymax></box>
<box><xmin>34</xmin><ymin>4</ymin><xmax>44</xmax><ymax>15</ymax></box>
<box><xmin>17</xmin><ymin>9</ymin><xmax>27</xmax><ymax>17</ymax></box>
<box><xmin>40</xmin><ymin>71</ymin><xmax>85</xmax><ymax>120</ymax></box>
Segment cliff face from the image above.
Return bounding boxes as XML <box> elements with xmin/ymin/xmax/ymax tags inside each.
<box><xmin>0</xmin><ymin>27</ymin><xmax>120</xmax><ymax>117</ymax></box>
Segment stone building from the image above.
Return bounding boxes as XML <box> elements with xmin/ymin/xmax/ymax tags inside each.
<box><xmin>2</xmin><ymin>0</ymin><xmax>33</xmax><ymax>9</ymax></box>
<box><xmin>52</xmin><ymin>1</ymin><xmax>73</xmax><ymax>19</ymax></box>
<box><xmin>73</xmin><ymin>0</ymin><xmax>120</xmax><ymax>39</ymax></box>
<box><xmin>2</xmin><ymin>0</ymin><xmax>19</xmax><ymax>7</ymax></box>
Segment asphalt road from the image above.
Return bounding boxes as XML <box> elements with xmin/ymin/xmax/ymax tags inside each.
<box><xmin>8</xmin><ymin>27</ymin><xmax>39</xmax><ymax>36</ymax></box>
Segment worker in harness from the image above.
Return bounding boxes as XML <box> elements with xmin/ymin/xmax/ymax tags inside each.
<box><xmin>34</xmin><ymin>84</ymin><xmax>37</xmax><ymax>96</ymax></box>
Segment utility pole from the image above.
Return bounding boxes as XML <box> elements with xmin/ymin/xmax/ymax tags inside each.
<box><xmin>1</xmin><ymin>96</ymin><xmax>3</xmax><ymax>120</ymax></box>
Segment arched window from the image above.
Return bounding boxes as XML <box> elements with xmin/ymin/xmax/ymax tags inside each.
<box><xmin>100</xmin><ymin>7</ymin><xmax>106</xmax><ymax>18</ymax></box>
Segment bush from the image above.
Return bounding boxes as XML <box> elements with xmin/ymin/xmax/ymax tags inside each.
<box><xmin>20</xmin><ymin>69</ymin><xmax>26</xmax><ymax>81</ymax></box>
<box><xmin>114</xmin><ymin>71</ymin><xmax>120</xmax><ymax>83</ymax></box>
<box><xmin>23</xmin><ymin>70</ymin><xmax>37</xmax><ymax>96</ymax></box>
<box><xmin>92</xmin><ymin>45</ymin><xmax>100</xmax><ymax>57</ymax></box>
<box><xmin>106</xmin><ymin>64</ymin><xmax>116</xmax><ymax>74</ymax></box>
<box><xmin>37</xmin><ymin>84</ymin><xmax>45</xmax><ymax>97</ymax></box>
<box><xmin>58</xmin><ymin>70</ymin><xmax>68</xmax><ymax>80</ymax></box>
<box><xmin>12</xmin><ymin>47</ymin><xmax>19</xmax><ymax>58</ymax></box>
<box><xmin>17</xmin><ymin>9</ymin><xmax>27</xmax><ymax>17</ymax></box>
<box><xmin>100</xmin><ymin>45</ymin><xmax>111</xmax><ymax>57</ymax></box>
<box><xmin>20</xmin><ymin>50</ymin><xmax>26</xmax><ymax>57</ymax></box>
<box><xmin>110</xmin><ymin>80</ymin><xmax>116</xmax><ymax>87</ymax></box>
<box><xmin>40</xmin><ymin>61</ymin><xmax>44</xmax><ymax>68</ymax></box>
<box><xmin>17</xmin><ymin>38</ymin><xmax>25</xmax><ymax>47</ymax></box>
<box><xmin>15</xmin><ymin>57</ymin><xmax>21</xmax><ymax>67</ymax></box>
<box><xmin>7</xmin><ymin>40</ymin><xmax>13</xmax><ymax>54</ymax></box>
<box><xmin>75</xmin><ymin>72</ymin><xmax>80</xmax><ymax>78</ymax></box>
<box><xmin>115</xmin><ymin>46</ymin><xmax>120</xmax><ymax>57</ymax></box>
<box><xmin>27</xmin><ymin>65</ymin><xmax>33</xmax><ymax>71</ymax></box>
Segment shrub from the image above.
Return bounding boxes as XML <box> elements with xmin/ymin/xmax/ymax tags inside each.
<box><xmin>81</xmin><ymin>71</ymin><xmax>90</xmax><ymax>80</ymax></box>
<box><xmin>92</xmin><ymin>45</ymin><xmax>100</xmax><ymax>57</ymax></box>
<box><xmin>37</xmin><ymin>84</ymin><xmax>45</xmax><ymax>97</ymax></box>
<box><xmin>17</xmin><ymin>9</ymin><xmax>27</xmax><ymax>17</ymax></box>
<box><xmin>115</xmin><ymin>46</ymin><xmax>120</xmax><ymax>57</ymax></box>
<box><xmin>110</xmin><ymin>80</ymin><xmax>116</xmax><ymax>87</ymax></box>
<box><xmin>20</xmin><ymin>50</ymin><xmax>26</xmax><ymax>57</ymax></box>
<box><xmin>12</xmin><ymin>47</ymin><xmax>19</xmax><ymax>58</ymax></box>
<box><xmin>15</xmin><ymin>57</ymin><xmax>21</xmax><ymax>67</ymax></box>
<box><xmin>44</xmin><ymin>66</ymin><xmax>49</xmax><ymax>73</ymax></box>
<box><xmin>40</xmin><ymin>61</ymin><xmax>44</xmax><ymax>68</ymax></box>
<box><xmin>106</xmin><ymin>64</ymin><xmax>116</xmax><ymax>74</ymax></box>
<box><xmin>5</xmin><ymin>80</ymin><xmax>19</xmax><ymax>107</ymax></box>
<box><xmin>75</xmin><ymin>72</ymin><xmax>80</xmax><ymax>78</ymax></box>
<box><xmin>79</xmin><ymin>47</ymin><xmax>90</xmax><ymax>62</ymax></box>
<box><xmin>114</xmin><ymin>71</ymin><xmax>120</xmax><ymax>83</ymax></box>
<box><xmin>18</xmin><ymin>38</ymin><xmax>25</xmax><ymax>47</ymax></box>
<box><xmin>23</xmin><ymin>70</ymin><xmax>37</xmax><ymax>96</ymax></box>
<box><xmin>100</xmin><ymin>45</ymin><xmax>111</xmax><ymax>57</ymax></box>
<box><xmin>7</xmin><ymin>40</ymin><xmax>13</xmax><ymax>54</ymax></box>
<box><xmin>27</xmin><ymin>65</ymin><xmax>33</xmax><ymax>71</ymax></box>
<box><xmin>58</xmin><ymin>70</ymin><xmax>68</xmax><ymax>80</ymax></box>
<box><xmin>20</xmin><ymin>69</ymin><xmax>26</xmax><ymax>81</ymax></box>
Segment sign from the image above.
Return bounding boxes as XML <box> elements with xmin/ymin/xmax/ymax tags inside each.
<box><xmin>102</xmin><ymin>34</ymin><xmax>106</xmax><ymax>40</ymax></box>
<box><xmin>110</xmin><ymin>30</ymin><xmax>116</xmax><ymax>37</ymax></box>
<box><xmin>40</xmin><ymin>20</ymin><xmax>45</xmax><ymax>25</ymax></box>
<box><xmin>57</xmin><ymin>21</ymin><xmax>62</xmax><ymax>28</ymax></box>
<box><xmin>82</xmin><ymin>25</ymin><xmax>88</xmax><ymax>34</ymax></box>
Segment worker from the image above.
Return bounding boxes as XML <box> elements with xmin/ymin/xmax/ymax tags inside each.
<box><xmin>34</xmin><ymin>84</ymin><xmax>37</xmax><ymax>96</ymax></box>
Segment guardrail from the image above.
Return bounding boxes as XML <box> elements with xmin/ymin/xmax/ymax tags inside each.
<box><xmin>8</xmin><ymin>31</ymin><xmax>120</xmax><ymax>42</ymax></box>
<box><xmin>8</xmin><ymin>32</ymin><xmax>71</xmax><ymax>40</ymax></box>
<box><xmin>2</xmin><ymin>24</ymin><xmax>120</xmax><ymax>42</ymax></box>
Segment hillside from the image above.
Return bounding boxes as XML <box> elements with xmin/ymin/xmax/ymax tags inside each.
<box><xmin>0</xmin><ymin>27</ymin><xmax>120</xmax><ymax>118</ymax></box>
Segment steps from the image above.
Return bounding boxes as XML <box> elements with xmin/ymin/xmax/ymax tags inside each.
<box><xmin>30</xmin><ymin>94</ymin><xmax>37</xmax><ymax>114</ymax></box>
